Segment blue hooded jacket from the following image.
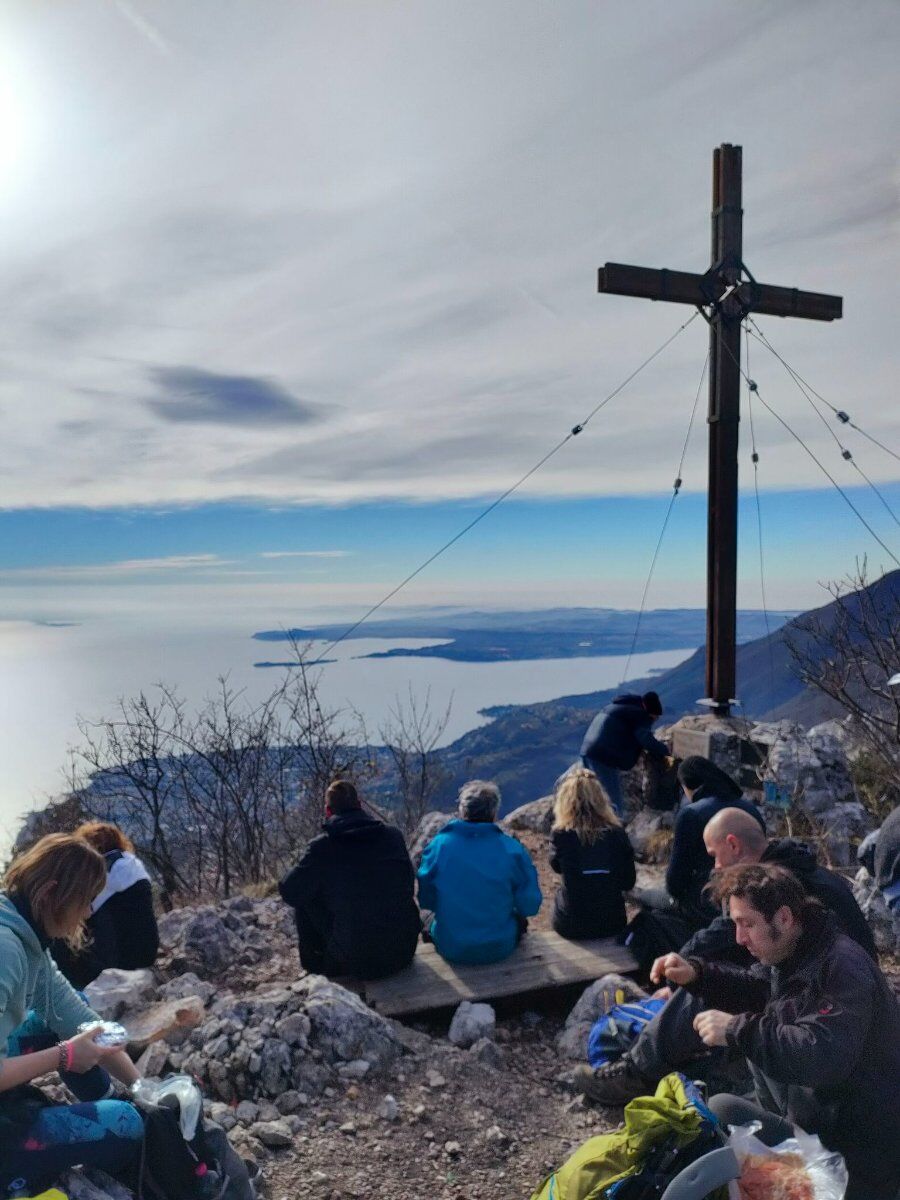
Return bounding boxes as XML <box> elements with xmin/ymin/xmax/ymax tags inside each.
<box><xmin>417</xmin><ymin>820</ymin><xmax>542</xmax><ymax>965</ymax></box>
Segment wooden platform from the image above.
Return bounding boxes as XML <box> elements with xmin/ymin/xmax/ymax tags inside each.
<box><xmin>363</xmin><ymin>930</ymin><xmax>638</xmax><ymax>1018</ymax></box>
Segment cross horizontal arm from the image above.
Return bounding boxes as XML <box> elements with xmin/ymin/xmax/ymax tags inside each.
<box><xmin>735</xmin><ymin>281</ymin><xmax>842</xmax><ymax>322</ymax></box>
<box><xmin>598</xmin><ymin>262</ymin><xmax>713</xmax><ymax>306</ymax></box>
<box><xmin>598</xmin><ymin>262</ymin><xmax>842</xmax><ymax>322</ymax></box>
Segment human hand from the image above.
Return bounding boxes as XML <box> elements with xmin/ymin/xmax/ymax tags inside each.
<box><xmin>649</xmin><ymin>953</ymin><xmax>697</xmax><ymax>987</ymax></box>
<box><xmin>693</xmin><ymin>1009</ymin><xmax>734</xmax><ymax>1048</ymax></box>
<box><xmin>651</xmin><ymin>986</ymin><xmax>674</xmax><ymax>1001</ymax></box>
<box><xmin>66</xmin><ymin>1026</ymin><xmax>126</xmax><ymax>1073</ymax></box>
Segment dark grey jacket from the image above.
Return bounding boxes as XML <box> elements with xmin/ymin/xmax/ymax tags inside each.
<box><xmin>687</xmin><ymin>912</ymin><xmax>900</xmax><ymax>1197</ymax></box>
<box><xmin>580</xmin><ymin>694</ymin><xmax>667</xmax><ymax>772</ymax></box>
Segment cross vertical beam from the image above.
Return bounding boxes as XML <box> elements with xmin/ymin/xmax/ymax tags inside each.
<box><xmin>706</xmin><ymin>144</ymin><xmax>742</xmax><ymax>715</ymax></box>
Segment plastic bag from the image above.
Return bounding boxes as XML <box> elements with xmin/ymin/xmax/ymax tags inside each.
<box><xmin>725</xmin><ymin>1122</ymin><xmax>848</xmax><ymax>1200</ymax></box>
<box><xmin>131</xmin><ymin>1073</ymin><xmax>204</xmax><ymax>1140</ymax></box>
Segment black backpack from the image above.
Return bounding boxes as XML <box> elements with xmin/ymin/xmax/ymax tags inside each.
<box><xmin>138</xmin><ymin>1096</ymin><xmax>256</xmax><ymax>1200</ymax></box>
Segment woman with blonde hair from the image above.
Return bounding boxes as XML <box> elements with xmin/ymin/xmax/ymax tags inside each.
<box><xmin>0</xmin><ymin>834</ymin><xmax>143</xmax><ymax>1193</ymax></box>
<box><xmin>51</xmin><ymin>821</ymin><xmax>159</xmax><ymax>989</ymax></box>
<box><xmin>549</xmin><ymin>767</ymin><xmax>636</xmax><ymax>940</ymax></box>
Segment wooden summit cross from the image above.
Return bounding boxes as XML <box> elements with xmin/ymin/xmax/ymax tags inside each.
<box><xmin>598</xmin><ymin>143</ymin><xmax>842</xmax><ymax>717</ymax></box>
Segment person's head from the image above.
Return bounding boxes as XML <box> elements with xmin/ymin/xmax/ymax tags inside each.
<box><xmin>703</xmin><ymin>807</ymin><xmax>767</xmax><ymax>869</ymax></box>
<box><xmin>4</xmin><ymin>833</ymin><xmax>107</xmax><ymax>946</ymax></box>
<box><xmin>642</xmin><ymin>691</ymin><xmax>663</xmax><ymax>720</ymax></box>
<box><xmin>553</xmin><ymin>767</ymin><xmax>621</xmax><ymax>843</ymax></box>
<box><xmin>709</xmin><ymin>863</ymin><xmax>819</xmax><ymax>965</ymax></box>
<box><xmin>325</xmin><ymin>779</ymin><xmax>361</xmax><ymax>817</ymax></box>
<box><xmin>677</xmin><ymin>755</ymin><xmax>741</xmax><ymax>803</ymax></box>
<box><xmin>75</xmin><ymin>821</ymin><xmax>134</xmax><ymax>856</ymax></box>
<box><xmin>458</xmin><ymin>780</ymin><xmax>501</xmax><ymax>824</ymax></box>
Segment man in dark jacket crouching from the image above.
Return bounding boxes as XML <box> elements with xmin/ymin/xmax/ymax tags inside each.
<box><xmin>279</xmin><ymin>779</ymin><xmax>421</xmax><ymax>980</ymax></box>
<box><xmin>658</xmin><ymin>863</ymin><xmax>900</xmax><ymax>1200</ymax></box>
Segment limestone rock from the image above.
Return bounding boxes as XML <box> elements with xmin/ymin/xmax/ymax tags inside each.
<box><xmin>85</xmin><ymin>968</ymin><xmax>157</xmax><ymax>1019</ymax></box>
<box><xmin>448</xmin><ymin>1001</ymin><xmax>496</xmax><ymax>1048</ymax></box>
<box><xmin>407</xmin><ymin>810</ymin><xmax>450</xmax><ymax>865</ymax></box>
<box><xmin>854</xmin><ymin>867</ymin><xmax>900</xmax><ymax>953</ymax></box>
<box><xmin>125</xmin><ymin>995</ymin><xmax>206</xmax><ymax>1050</ymax></box>
<box><xmin>624</xmin><ymin>807</ymin><xmax>675</xmax><ymax>862</ymax></box>
<box><xmin>135</xmin><ymin>1039</ymin><xmax>170</xmax><ymax>1078</ymax></box>
<box><xmin>159</xmin><ymin>971</ymin><xmax>217</xmax><ymax>1004</ymax></box>
<box><xmin>557</xmin><ymin>973</ymin><xmax>647</xmax><ymax>1061</ymax></box>
<box><xmin>377</xmin><ymin>1093</ymin><xmax>400</xmax><ymax>1121</ymax></box>
<box><xmin>502</xmin><ymin>796</ymin><xmax>553</xmax><ymax>834</ymax></box>
<box><xmin>296</xmin><ymin>975</ymin><xmax>403</xmax><ymax>1069</ymax></box>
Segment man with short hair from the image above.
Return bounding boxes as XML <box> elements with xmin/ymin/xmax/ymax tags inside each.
<box><xmin>279</xmin><ymin>779</ymin><xmax>421</xmax><ymax>980</ymax></box>
<box><xmin>580</xmin><ymin>691</ymin><xmax>670</xmax><ymax>816</ymax></box>
<box><xmin>577</xmin><ymin>807</ymin><xmax>876</xmax><ymax>1104</ymax></box>
<box><xmin>659</xmin><ymin>863</ymin><xmax>900</xmax><ymax>1200</ymax></box>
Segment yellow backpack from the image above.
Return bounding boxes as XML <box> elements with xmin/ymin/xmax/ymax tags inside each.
<box><xmin>529</xmin><ymin>1074</ymin><xmax>724</xmax><ymax>1200</ymax></box>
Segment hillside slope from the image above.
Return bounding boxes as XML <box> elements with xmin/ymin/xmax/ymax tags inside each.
<box><xmin>430</xmin><ymin>570</ymin><xmax>899</xmax><ymax>811</ymax></box>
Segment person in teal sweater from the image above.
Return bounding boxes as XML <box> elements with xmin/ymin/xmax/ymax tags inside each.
<box><xmin>417</xmin><ymin>781</ymin><xmax>542</xmax><ymax>965</ymax></box>
<box><xmin>0</xmin><ymin>834</ymin><xmax>144</xmax><ymax>1194</ymax></box>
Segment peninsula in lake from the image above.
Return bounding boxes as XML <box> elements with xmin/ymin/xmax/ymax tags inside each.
<box><xmin>252</xmin><ymin>607</ymin><xmax>795</xmax><ymax>663</ymax></box>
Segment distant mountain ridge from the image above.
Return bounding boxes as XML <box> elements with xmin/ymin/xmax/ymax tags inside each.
<box><xmin>421</xmin><ymin>570</ymin><xmax>900</xmax><ymax>811</ymax></box>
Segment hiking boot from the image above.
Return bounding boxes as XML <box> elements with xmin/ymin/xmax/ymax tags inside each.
<box><xmin>574</xmin><ymin>1056</ymin><xmax>656</xmax><ymax>1106</ymax></box>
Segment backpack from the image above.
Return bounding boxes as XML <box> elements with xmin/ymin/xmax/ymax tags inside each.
<box><xmin>529</xmin><ymin>1074</ymin><xmax>724</xmax><ymax>1200</ymax></box>
<box><xmin>137</xmin><ymin>1097</ymin><xmax>256</xmax><ymax>1200</ymax></box>
<box><xmin>620</xmin><ymin>908</ymin><xmax>695</xmax><ymax>976</ymax></box>
<box><xmin>587</xmin><ymin>998</ymin><xmax>667</xmax><ymax>1068</ymax></box>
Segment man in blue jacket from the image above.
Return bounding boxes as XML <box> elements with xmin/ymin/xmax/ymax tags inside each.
<box><xmin>417</xmin><ymin>780</ymin><xmax>542</xmax><ymax>965</ymax></box>
<box><xmin>580</xmin><ymin>692</ymin><xmax>670</xmax><ymax>816</ymax></box>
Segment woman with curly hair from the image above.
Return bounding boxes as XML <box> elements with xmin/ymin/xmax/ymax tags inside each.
<box><xmin>550</xmin><ymin>768</ymin><xmax>636</xmax><ymax>940</ymax></box>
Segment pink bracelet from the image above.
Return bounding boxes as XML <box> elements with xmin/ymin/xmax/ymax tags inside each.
<box><xmin>58</xmin><ymin>1040</ymin><xmax>74</xmax><ymax>1073</ymax></box>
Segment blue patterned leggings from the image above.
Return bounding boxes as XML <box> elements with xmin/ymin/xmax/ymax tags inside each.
<box><xmin>2</xmin><ymin>1011</ymin><xmax>143</xmax><ymax>1193</ymax></box>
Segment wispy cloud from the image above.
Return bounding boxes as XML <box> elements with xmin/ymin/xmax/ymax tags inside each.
<box><xmin>259</xmin><ymin>550</ymin><xmax>350</xmax><ymax>559</ymax></box>
<box><xmin>0</xmin><ymin>554</ymin><xmax>233</xmax><ymax>581</ymax></box>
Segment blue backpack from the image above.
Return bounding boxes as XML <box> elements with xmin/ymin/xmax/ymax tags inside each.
<box><xmin>587</xmin><ymin>998</ymin><xmax>667</xmax><ymax>1068</ymax></box>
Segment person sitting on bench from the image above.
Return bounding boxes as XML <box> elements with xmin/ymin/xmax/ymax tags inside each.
<box><xmin>279</xmin><ymin>779</ymin><xmax>421</xmax><ymax>980</ymax></box>
<box><xmin>577</xmin><ymin>807</ymin><xmax>876</xmax><ymax>1105</ymax></box>
<box><xmin>417</xmin><ymin>780</ymin><xmax>542</xmax><ymax>965</ymax></box>
<box><xmin>661</xmin><ymin>863</ymin><xmax>900</xmax><ymax>1200</ymax></box>
<box><xmin>549</xmin><ymin>767</ymin><xmax>636</xmax><ymax>940</ymax></box>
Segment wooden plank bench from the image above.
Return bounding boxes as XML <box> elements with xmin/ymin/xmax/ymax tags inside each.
<box><xmin>363</xmin><ymin>930</ymin><xmax>638</xmax><ymax>1018</ymax></box>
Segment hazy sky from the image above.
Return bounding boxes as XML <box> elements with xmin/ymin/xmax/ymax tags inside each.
<box><xmin>0</xmin><ymin>0</ymin><xmax>898</xmax><ymax>618</ymax></box>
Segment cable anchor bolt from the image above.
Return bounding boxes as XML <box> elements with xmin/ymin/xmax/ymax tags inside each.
<box><xmin>571</xmin><ymin>424</ymin><xmax>583</xmax><ymax>436</ymax></box>
<box><xmin>748</xmin><ymin>379</ymin><xmax>758</xmax><ymax>392</ymax></box>
<box><xmin>673</xmin><ymin>478</ymin><xmax>682</xmax><ymax>492</ymax></box>
<box><xmin>751</xmin><ymin>451</ymin><xmax>759</xmax><ymax>464</ymax></box>
<box><xmin>841</xmin><ymin>449</ymin><xmax>852</xmax><ymax>461</ymax></box>
<box><xmin>836</xmin><ymin>410</ymin><xmax>850</xmax><ymax>424</ymax></box>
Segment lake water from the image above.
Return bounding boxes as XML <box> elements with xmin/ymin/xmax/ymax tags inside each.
<box><xmin>0</xmin><ymin>617</ymin><xmax>691</xmax><ymax>843</ymax></box>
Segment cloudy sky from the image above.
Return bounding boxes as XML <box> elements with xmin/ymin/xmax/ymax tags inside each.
<box><xmin>0</xmin><ymin>0</ymin><xmax>898</xmax><ymax>619</ymax></box>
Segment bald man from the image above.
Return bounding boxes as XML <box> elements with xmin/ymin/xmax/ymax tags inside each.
<box><xmin>577</xmin><ymin>808</ymin><xmax>876</xmax><ymax>1105</ymax></box>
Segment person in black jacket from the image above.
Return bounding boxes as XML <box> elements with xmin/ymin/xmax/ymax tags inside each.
<box><xmin>577</xmin><ymin>807</ymin><xmax>877</xmax><ymax>1106</ymax></box>
<box><xmin>669</xmin><ymin>864</ymin><xmax>900</xmax><ymax>1200</ymax></box>
<box><xmin>278</xmin><ymin>779</ymin><xmax>421</xmax><ymax>980</ymax></box>
<box><xmin>549</xmin><ymin>768</ymin><xmax>636</xmax><ymax>940</ymax></box>
<box><xmin>661</xmin><ymin>756</ymin><xmax>765</xmax><ymax>918</ymax></box>
<box><xmin>51</xmin><ymin>822</ymin><xmax>159</xmax><ymax>990</ymax></box>
<box><xmin>579</xmin><ymin>692</ymin><xmax>669</xmax><ymax>816</ymax></box>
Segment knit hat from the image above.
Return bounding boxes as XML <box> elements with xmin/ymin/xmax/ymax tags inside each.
<box><xmin>642</xmin><ymin>691</ymin><xmax>663</xmax><ymax>717</ymax></box>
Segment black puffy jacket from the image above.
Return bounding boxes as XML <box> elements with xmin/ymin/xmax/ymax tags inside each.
<box><xmin>549</xmin><ymin>826</ymin><xmax>636</xmax><ymax>939</ymax></box>
<box><xmin>279</xmin><ymin>810</ymin><xmax>421</xmax><ymax>979</ymax></box>
<box><xmin>688</xmin><ymin>912</ymin><xmax>900</xmax><ymax>1198</ymax></box>
<box><xmin>580</xmin><ymin>695</ymin><xmax>667</xmax><ymax>772</ymax></box>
